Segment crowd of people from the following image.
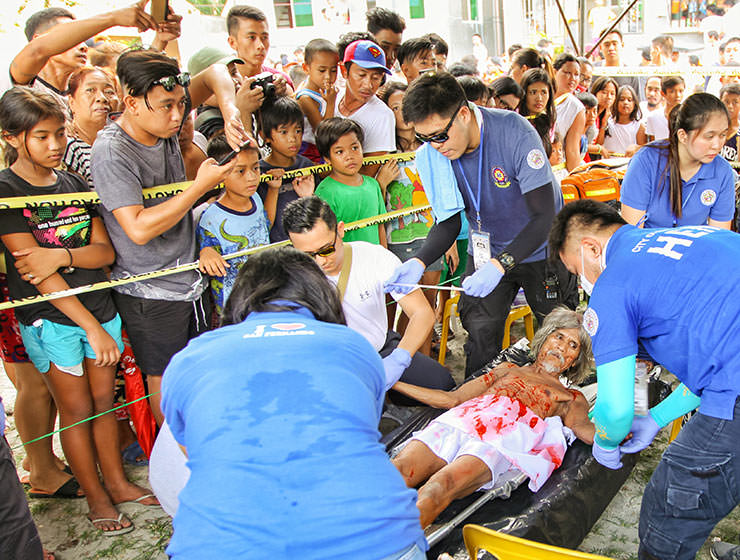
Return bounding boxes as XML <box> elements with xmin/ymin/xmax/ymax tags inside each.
<box><xmin>1</xmin><ymin>1</ymin><xmax>740</xmax><ymax>559</ymax></box>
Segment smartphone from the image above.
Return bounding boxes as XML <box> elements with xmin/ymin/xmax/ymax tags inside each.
<box><xmin>151</xmin><ymin>0</ymin><xmax>169</xmax><ymax>23</ymax></box>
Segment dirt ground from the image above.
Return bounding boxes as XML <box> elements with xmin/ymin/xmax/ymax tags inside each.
<box><xmin>2</xmin><ymin>313</ymin><xmax>739</xmax><ymax>559</ymax></box>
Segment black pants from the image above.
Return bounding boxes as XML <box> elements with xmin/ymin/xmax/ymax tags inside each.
<box><xmin>459</xmin><ymin>256</ymin><xmax>578</xmax><ymax>377</ymax></box>
<box><xmin>380</xmin><ymin>330</ymin><xmax>455</xmax><ymax>406</ymax></box>
<box><xmin>112</xmin><ymin>290</ymin><xmax>212</xmax><ymax>376</ymax></box>
<box><xmin>0</xmin><ymin>437</ymin><xmax>43</xmax><ymax>560</ymax></box>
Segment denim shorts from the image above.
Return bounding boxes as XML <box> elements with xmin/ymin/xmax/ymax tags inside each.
<box><xmin>19</xmin><ymin>314</ymin><xmax>123</xmax><ymax>375</ymax></box>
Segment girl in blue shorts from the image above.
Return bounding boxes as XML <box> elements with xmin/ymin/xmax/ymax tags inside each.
<box><xmin>0</xmin><ymin>87</ymin><xmax>158</xmax><ymax>535</ymax></box>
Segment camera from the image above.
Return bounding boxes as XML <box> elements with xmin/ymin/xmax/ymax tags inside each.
<box><xmin>250</xmin><ymin>71</ymin><xmax>276</xmax><ymax>101</ymax></box>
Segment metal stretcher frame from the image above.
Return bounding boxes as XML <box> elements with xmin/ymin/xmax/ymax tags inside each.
<box><xmin>381</xmin><ymin>345</ymin><xmax>671</xmax><ymax>557</ymax></box>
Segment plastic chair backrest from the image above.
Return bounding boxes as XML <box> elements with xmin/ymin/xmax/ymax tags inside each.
<box><xmin>463</xmin><ymin>524</ymin><xmax>614</xmax><ymax>560</ymax></box>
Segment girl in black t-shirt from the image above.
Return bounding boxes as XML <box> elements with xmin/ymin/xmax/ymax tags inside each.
<box><xmin>0</xmin><ymin>87</ymin><xmax>158</xmax><ymax>535</ymax></box>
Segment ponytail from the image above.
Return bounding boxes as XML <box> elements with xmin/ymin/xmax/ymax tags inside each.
<box><xmin>0</xmin><ymin>87</ymin><xmax>66</xmax><ymax>167</ymax></box>
<box><xmin>512</xmin><ymin>48</ymin><xmax>555</xmax><ymax>84</ymax></box>
<box><xmin>652</xmin><ymin>92</ymin><xmax>729</xmax><ymax>218</ymax></box>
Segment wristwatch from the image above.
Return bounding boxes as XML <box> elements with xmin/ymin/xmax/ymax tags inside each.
<box><xmin>496</xmin><ymin>251</ymin><xmax>516</xmax><ymax>273</ymax></box>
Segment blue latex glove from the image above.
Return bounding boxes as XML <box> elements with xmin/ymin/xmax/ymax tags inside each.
<box><xmin>592</xmin><ymin>441</ymin><xmax>623</xmax><ymax>470</ymax></box>
<box><xmin>382</xmin><ymin>348</ymin><xmax>412</xmax><ymax>391</ymax></box>
<box><xmin>383</xmin><ymin>259</ymin><xmax>424</xmax><ymax>294</ymax></box>
<box><xmin>461</xmin><ymin>260</ymin><xmax>504</xmax><ymax>298</ymax></box>
<box><xmin>619</xmin><ymin>413</ymin><xmax>661</xmax><ymax>454</ymax></box>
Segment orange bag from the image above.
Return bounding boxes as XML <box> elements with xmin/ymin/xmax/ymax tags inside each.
<box><xmin>561</xmin><ymin>158</ymin><xmax>629</xmax><ymax>203</ymax></box>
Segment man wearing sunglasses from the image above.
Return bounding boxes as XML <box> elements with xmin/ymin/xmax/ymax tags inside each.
<box><xmin>283</xmin><ymin>197</ymin><xmax>454</xmax><ymax>402</ymax></box>
<box><xmin>386</xmin><ymin>71</ymin><xmax>578</xmax><ymax>378</ymax></box>
<box><xmin>91</xmin><ymin>48</ymin><xmax>250</xmax><ymax>426</ymax></box>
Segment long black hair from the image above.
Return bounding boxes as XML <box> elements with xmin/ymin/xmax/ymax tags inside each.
<box><xmin>648</xmin><ymin>92</ymin><xmax>729</xmax><ymax>218</ymax></box>
<box><xmin>0</xmin><ymin>86</ymin><xmax>66</xmax><ymax>167</ymax></box>
<box><xmin>221</xmin><ymin>246</ymin><xmax>346</xmax><ymax>327</ymax></box>
<box><xmin>590</xmin><ymin>75</ymin><xmax>618</xmax><ymax>129</ymax></box>
<box><xmin>518</xmin><ymin>68</ymin><xmax>555</xmax><ymax>157</ymax></box>
<box><xmin>611</xmin><ymin>84</ymin><xmax>642</xmax><ymax>123</ymax></box>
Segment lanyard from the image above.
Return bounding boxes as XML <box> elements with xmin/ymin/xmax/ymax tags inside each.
<box><xmin>455</xmin><ymin>124</ymin><xmax>485</xmax><ymax>231</ymax></box>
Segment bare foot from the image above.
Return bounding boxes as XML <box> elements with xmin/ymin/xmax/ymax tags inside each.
<box><xmin>22</xmin><ymin>455</ymin><xmax>67</xmax><ymax>473</ymax></box>
<box><xmin>109</xmin><ymin>482</ymin><xmax>160</xmax><ymax>506</ymax></box>
<box><xmin>28</xmin><ymin>471</ymin><xmax>81</xmax><ymax>497</ymax></box>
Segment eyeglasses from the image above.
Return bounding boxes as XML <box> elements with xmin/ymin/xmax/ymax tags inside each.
<box><xmin>305</xmin><ymin>232</ymin><xmax>338</xmax><ymax>258</ymax></box>
<box><xmin>151</xmin><ymin>72</ymin><xmax>191</xmax><ymax>92</ymax></box>
<box><xmin>414</xmin><ymin>101</ymin><xmax>464</xmax><ymax>144</ymax></box>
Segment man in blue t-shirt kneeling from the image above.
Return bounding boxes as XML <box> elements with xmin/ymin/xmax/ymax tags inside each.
<box><xmin>550</xmin><ymin>199</ymin><xmax>740</xmax><ymax>560</ymax></box>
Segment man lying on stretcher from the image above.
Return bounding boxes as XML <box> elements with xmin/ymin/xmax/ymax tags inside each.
<box><xmin>391</xmin><ymin>307</ymin><xmax>596</xmax><ymax>528</ymax></box>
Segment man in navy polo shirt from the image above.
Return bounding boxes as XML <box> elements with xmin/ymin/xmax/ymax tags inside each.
<box><xmin>550</xmin><ymin>199</ymin><xmax>740</xmax><ymax>560</ymax></box>
<box><xmin>386</xmin><ymin>71</ymin><xmax>578</xmax><ymax>376</ymax></box>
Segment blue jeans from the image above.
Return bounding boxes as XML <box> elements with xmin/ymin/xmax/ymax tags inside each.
<box><xmin>638</xmin><ymin>397</ymin><xmax>740</xmax><ymax>560</ymax></box>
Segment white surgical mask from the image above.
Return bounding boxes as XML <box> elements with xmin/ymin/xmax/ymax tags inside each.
<box><xmin>580</xmin><ymin>246</ymin><xmax>595</xmax><ymax>296</ymax></box>
<box><xmin>579</xmin><ymin>243</ymin><xmax>607</xmax><ymax>296</ymax></box>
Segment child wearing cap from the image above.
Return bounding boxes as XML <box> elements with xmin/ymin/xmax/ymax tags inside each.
<box><xmin>335</xmin><ymin>39</ymin><xmax>397</xmax><ymax>166</ymax></box>
<box><xmin>314</xmin><ymin>118</ymin><xmax>387</xmax><ymax>246</ymax></box>
<box><xmin>295</xmin><ymin>38</ymin><xmax>340</xmax><ymax>163</ymax></box>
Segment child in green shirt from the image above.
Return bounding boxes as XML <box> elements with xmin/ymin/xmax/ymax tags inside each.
<box><xmin>314</xmin><ymin>118</ymin><xmax>387</xmax><ymax>245</ymax></box>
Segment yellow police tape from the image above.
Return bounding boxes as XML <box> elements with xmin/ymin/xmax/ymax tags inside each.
<box><xmin>0</xmin><ymin>203</ymin><xmax>432</xmax><ymax>311</ymax></box>
<box><xmin>592</xmin><ymin>66</ymin><xmax>740</xmax><ymax>77</ymax></box>
<box><xmin>0</xmin><ymin>151</ymin><xmax>417</xmax><ymax>210</ymax></box>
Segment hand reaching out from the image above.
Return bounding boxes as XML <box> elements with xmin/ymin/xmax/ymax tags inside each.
<box><xmin>292</xmin><ymin>174</ymin><xmax>315</xmax><ymax>197</ymax></box>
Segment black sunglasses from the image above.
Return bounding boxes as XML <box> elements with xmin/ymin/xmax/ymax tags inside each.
<box><xmin>305</xmin><ymin>231</ymin><xmax>338</xmax><ymax>258</ymax></box>
<box><xmin>151</xmin><ymin>72</ymin><xmax>191</xmax><ymax>92</ymax></box>
<box><xmin>414</xmin><ymin>101</ymin><xmax>464</xmax><ymax>144</ymax></box>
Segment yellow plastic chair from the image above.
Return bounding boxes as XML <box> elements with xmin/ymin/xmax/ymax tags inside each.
<box><xmin>437</xmin><ymin>295</ymin><xmax>535</xmax><ymax>366</ymax></box>
<box><xmin>463</xmin><ymin>524</ymin><xmax>614</xmax><ymax>559</ymax></box>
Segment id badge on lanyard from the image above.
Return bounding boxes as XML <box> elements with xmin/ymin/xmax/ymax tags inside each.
<box><xmin>455</xmin><ymin>124</ymin><xmax>491</xmax><ymax>271</ymax></box>
<box><xmin>471</xmin><ymin>230</ymin><xmax>491</xmax><ymax>271</ymax></box>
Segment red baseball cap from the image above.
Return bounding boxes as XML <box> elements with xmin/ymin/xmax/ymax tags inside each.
<box><xmin>343</xmin><ymin>40</ymin><xmax>392</xmax><ymax>75</ymax></box>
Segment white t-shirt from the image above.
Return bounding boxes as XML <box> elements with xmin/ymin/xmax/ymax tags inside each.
<box><xmin>335</xmin><ymin>92</ymin><xmax>396</xmax><ymax>153</ymax></box>
<box><xmin>554</xmin><ymin>94</ymin><xmax>585</xmax><ymax>142</ymax></box>
<box><xmin>149</xmin><ymin>421</ymin><xmax>190</xmax><ymax>517</ymax></box>
<box><xmin>646</xmin><ymin>111</ymin><xmax>669</xmax><ymax>140</ymax></box>
<box><xmin>326</xmin><ymin>241</ymin><xmax>405</xmax><ymax>351</ymax></box>
<box><xmin>603</xmin><ymin>117</ymin><xmax>641</xmax><ymax>154</ymax></box>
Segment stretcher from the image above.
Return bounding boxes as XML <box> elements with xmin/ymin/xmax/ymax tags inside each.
<box><xmin>382</xmin><ymin>342</ymin><xmax>670</xmax><ymax>558</ymax></box>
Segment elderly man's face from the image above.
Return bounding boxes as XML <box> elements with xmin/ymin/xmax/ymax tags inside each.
<box><xmin>536</xmin><ymin>328</ymin><xmax>581</xmax><ymax>375</ymax></box>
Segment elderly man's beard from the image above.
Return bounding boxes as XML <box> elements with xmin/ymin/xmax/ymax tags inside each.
<box><xmin>541</xmin><ymin>350</ymin><xmax>566</xmax><ymax>374</ymax></box>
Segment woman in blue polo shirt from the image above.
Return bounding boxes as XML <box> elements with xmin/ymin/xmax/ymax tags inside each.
<box><xmin>620</xmin><ymin>93</ymin><xmax>735</xmax><ymax>229</ymax></box>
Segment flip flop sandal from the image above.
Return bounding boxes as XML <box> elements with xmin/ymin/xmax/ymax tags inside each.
<box><xmin>88</xmin><ymin>513</ymin><xmax>134</xmax><ymax>536</ymax></box>
<box><xmin>117</xmin><ymin>493</ymin><xmax>161</xmax><ymax>508</ymax></box>
<box><xmin>28</xmin><ymin>477</ymin><xmax>84</xmax><ymax>499</ymax></box>
<box><xmin>121</xmin><ymin>441</ymin><xmax>149</xmax><ymax>466</ymax></box>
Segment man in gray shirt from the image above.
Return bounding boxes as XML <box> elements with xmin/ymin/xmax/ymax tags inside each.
<box><xmin>91</xmin><ymin>48</ymin><xmax>248</xmax><ymax>424</ymax></box>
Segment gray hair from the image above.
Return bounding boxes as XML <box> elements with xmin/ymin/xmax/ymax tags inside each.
<box><xmin>530</xmin><ymin>307</ymin><xmax>593</xmax><ymax>385</ymax></box>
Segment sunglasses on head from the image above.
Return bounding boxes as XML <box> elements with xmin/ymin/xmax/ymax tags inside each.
<box><xmin>305</xmin><ymin>231</ymin><xmax>338</xmax><ymax>258</ymax></box>
<box><xmin>414</xmin><ymin>101</ymin><xmax>464</xmax><ymax>144</ymax></box>
<box><xmin>151</xmin><ymin>72</ymin><xmax>191</xmax><ymax>92</ymax></box>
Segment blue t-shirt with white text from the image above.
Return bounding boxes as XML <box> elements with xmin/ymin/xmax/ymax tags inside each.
<box><xmin>161</xmin><ymin>309</ymin><xmax>426</xmax><ymax>559</ymax></box>
<box><xmin>585</xmin><ymin>225</ymin><xmax>740</xmax><ymax>420</ymax></box>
